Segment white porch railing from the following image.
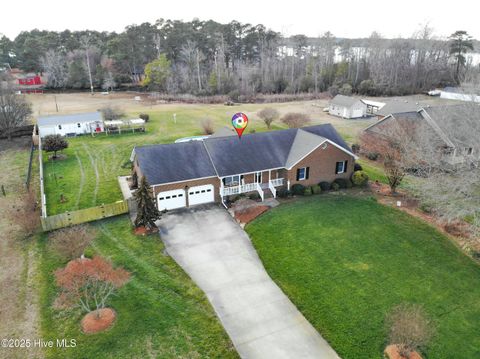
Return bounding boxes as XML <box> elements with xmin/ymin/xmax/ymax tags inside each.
<box><xmin>256</xmin><ymin>183</ymin><xmax>264</xmax><ymax>201</ymax></box>
<box><xmin>268</xmin><ymin>181</ymin><xmax>276</xmax><ymax>198</ymax></box>
<box><xmin>270</xmin><ymin>178</ymin><xmax>284</xmax><ymax>187</ymax></box>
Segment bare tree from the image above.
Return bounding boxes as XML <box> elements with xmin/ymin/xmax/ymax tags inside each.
<box><xmin>0</xmin><ymin>84</ymin><xmax>32</xmax><ymax>140</ymax></box>
<box><xmin>281</xmin><ymin>112</ymin><xmax>311</xmax><ymax>128</ymax></box>
<box><xmin>258</xmin><ymin>107</ymin><xmax>279</xmax><ymax>129</ymax></box>
<box><xmin>41</xmin><ymin>49</ymin><xmax>68</xmax><ymax>88</ymax></box>
<box><xmin>200</xmin><ymin>118</ymin><xmax>215</xmax><ymax>135</ymax></box>
<box><xmin>49</xmin><ymin>225</ymin><xmax>96</xmax><ymax>260</ymax></box>
<box><xmin>386</xmin><ymin>303</ymin><xmax>434</xmax><ymax>357</ymax></box>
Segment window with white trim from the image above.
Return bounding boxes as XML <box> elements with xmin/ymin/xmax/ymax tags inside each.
<box><xmin>335</xmin><ymin>161</ymin><xmax>348</xmax><ymax>174</ymax></box>
<box><xmin>223</xmin><ymin>175</ymin><xmax>241</xmax><ymax>186</ymax></box>
<box><xmin>255</xmin><ymin>171</ymin><xmax>262</xmax><ymax>183</ymax></box>
<box><xmin>297</xmin><ymin>167</ymin><xmax>307</xmax><ymax>180</ymax></box>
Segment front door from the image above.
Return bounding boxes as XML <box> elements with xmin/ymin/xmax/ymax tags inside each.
<box><xmin>254</xmin><ymin>171</ymin><xmax>262</xmax><ymax>183</ymax></box>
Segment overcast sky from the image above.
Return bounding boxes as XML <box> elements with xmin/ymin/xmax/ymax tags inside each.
<box><xmin>1</xmin><ymin>0</ymin><xmax>478</xmax><ymax>40</ymax></box>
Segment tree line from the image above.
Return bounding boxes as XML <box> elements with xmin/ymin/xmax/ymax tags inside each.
<box><xmin>0</xmin><ymin>20</ymin><xmax>477</xmax><ymax>97</ymax></box>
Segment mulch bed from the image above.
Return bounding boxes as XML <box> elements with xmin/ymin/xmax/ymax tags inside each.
<box><xmin>235</xmin><ymin>206</ymin><xmax>270</xmax><ymax>224</ymax></box>
<box><xmin>384</xmin><ymin>345</ymin><xmax>422</xmax><ymax>359</ymax></box>
<box><xmin>134</xmin><ymin>226</ymin><xmax>159</xmax><ymax>236</ymax></box>
<box><xmin>81</xmin><ymin>308</ymin><xmax>116</xmax><ymax>334</ymax></box>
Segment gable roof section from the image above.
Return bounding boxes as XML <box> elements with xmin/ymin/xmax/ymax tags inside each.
<box><xmin>37</xmin><ymin>112</ymin><xmax>102</xmax><ymax>127</ymax></box>
<box><xmin>135</xmin><ymin>124</ymin><xmax>354</xmax><ymax>184</ymax></box>
<box><xmin>330</xmin><ymin>94</ymin><xmax>361</xmax><ymax>107</ymax></box>
<box><xmin>376</xmin><ymin>101</ymin><xmax>424</xmax><ymax>117</ymax></box>
<box><xmin>135</xmin><ymin>141</ymin><xmax>217</xmax><ymax>185</ymax></box>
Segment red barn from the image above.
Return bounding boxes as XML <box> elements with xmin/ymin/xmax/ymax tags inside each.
<box><xmin>18</xmin><ymin>75</ymin><xmax>42</xmax><ymax>85</ymax></box>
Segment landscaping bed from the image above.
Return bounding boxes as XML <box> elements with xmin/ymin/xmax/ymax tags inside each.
<box><xmin>246</xmin><ymin>195</ymin><xmax>480</xmax><ymax>359</ymax></box>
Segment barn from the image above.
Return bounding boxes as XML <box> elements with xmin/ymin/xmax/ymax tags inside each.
<box><xmin>37</xmin><ymin>112</ymin><xmax>104</xmax><ymax>138</ymax></box>
<box><xmin>328</xmin><ymin>95</ymin><xmax>367</xmax><ymax>119</ymax></box>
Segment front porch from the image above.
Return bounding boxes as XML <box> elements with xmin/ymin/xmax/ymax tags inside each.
<box><xmin>220</xmin><ymin>177</ymin><xmax>286</xmax><ymax>201</ymax></box>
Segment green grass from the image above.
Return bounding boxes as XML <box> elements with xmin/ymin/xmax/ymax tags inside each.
<box><xmin>38</xmin><ymin>216</ymin><xmax>238</xmax><ymax>359</ymax></box>
<box><xmin>357</xmin><ymin>159</ymin><xmax>388</xmax><ymax>184</ymax></box>
<box><xmin>246</xmin><ymin>195</ymin><xmax>480</xmax><ymax>359</ymax></box>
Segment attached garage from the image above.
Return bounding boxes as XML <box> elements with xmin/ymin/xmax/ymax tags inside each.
<box><xmin>188</xmin><ymin>185</ymin><xmax>215</xmax><ymax>206</ymax></box>
<box><xmin>157</xmin><ymin>189</ymin><xmax>186</xmax><ymax>211</ymax></box>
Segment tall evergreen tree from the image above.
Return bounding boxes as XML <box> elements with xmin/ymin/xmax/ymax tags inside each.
<box><xmin>449</xmin><ymin>31</ymin><xmax>474</xmax><ymax>83</ymax></box>
<box><xmin>134</xmin><ymin>176</ymin><xmax>161</xmax><ymax>229</ymax></box>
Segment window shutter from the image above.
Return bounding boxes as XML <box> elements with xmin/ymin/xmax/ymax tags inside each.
<box><xmin>344</xmin><ymin>161</ymin><xmax>348</xmax><ymax>173</ymax></box>
<box><xmin>296</xmin><ymin>169</ymin><xmax>300</xmax><ymax>181</ymax></box>
<box><xmin>306</xmin><ymin>167</ymin><xmax>310</xmax><ymax>179</ymax></box>
<box><xmin>335</xmin><ymin>162</ymin><xmax>339</xmax><ymax>174</ymax></box>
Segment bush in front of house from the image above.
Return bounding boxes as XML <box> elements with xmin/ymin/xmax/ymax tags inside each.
<box><xmin>304</xmin><ymin>187</ymin><xmax>312</xmax><ymax>196</ymax></box>
<box><xmin>291</xmin><ymin>184</ymin><xmax>306</xmax><ymax>196</ymax></box>
<box><xmin>334</xmin><ymin>178</ymin><xmax>352</xmax><ymax>189</ymax></box>
<box><xmin>139</xmin><ymin>113</ymin><xmax>149</xmax><ymax>122</ymax></box>
<box><xmin>351</xmin><ymin>170</ymin><xmax>369</xmax><ymax>187</ymax></box>
<box><xmin>249</xmin><ymin>192</ymin><xmax>260</xmax><ymax>200</ymax></box>
<box><xmin>331</xmin><ymin>182</ymin><xmax>340</xmax><ymax>191</ymax></box>
<box><xmin>319</xmin><ymin>181</ymin><xmax>331</xmax><ymax>191</ymax></box>
<box><xmin>311</xmin><ymin>185</ymin><xmax>321</xmax><ymax>194</ymax></box>
<box><xmin>354</xmin><ymin>163</ymin><xmax>363</xmax><ymax>171</ymax></box>
<box><xmin>277</xmin><ymin>188</ymin><xmax>292</xmax><ymax>198</ymax></box>
<box><xmin>366</xmin><ymin>152</ymin><xmax>380</xmax><ymax>161</ymax></box>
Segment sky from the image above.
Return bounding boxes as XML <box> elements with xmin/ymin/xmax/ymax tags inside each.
<box><xmin>1</xmin><ymin>0</ymin><xmax>479</xmax><ymax>40</ymax></box>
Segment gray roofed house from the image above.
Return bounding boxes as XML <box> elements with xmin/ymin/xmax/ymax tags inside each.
<box><xmin>375</xmin><ymin>101</ymin><xmax>426</xmax><ymax>117</ymax></box>
<box><xmin>329</xmin><ymin>95</ymin><xmax>367</xmax><ymax>119</ymax></box>
<box><xmin>132</xmin><ymin>123</ymin><xmax>357</xmax><ymax>210</ymax></box>
<box><xmin>37</xmin><ymin>112</ymin><xmax>104</xmax><ymax>137</ymax></box>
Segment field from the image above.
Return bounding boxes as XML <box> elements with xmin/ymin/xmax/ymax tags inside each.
<box><xmin>246</xmin><ymin>195</ymin><xmax>480</xmax><ymax>359</ymax></box>
<box><xmin>39</xmin><ymin>94</ymin><xmax>376</xmax><ymax>215</ymax></box>
<box><xmin>38</xmin><ymin>216</ymin><xmax>238</xmax><ymax>359</ymax></box>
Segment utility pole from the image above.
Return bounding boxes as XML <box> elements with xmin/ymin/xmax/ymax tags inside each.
<box><xmin>81</xmin><ymin>35</ymin><xmax>94</xmax><ymax>95</ymax></box>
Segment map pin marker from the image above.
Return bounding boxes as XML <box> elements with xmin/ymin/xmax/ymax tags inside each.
<box><xmin>232</xmin><ymin>112</ymin><xmax>248</xmax><ymax>139</ymax></box>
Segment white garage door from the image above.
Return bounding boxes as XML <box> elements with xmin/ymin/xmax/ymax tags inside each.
<box><xmin>188</xmin><ymin>185</ymin><xmax>214</xmax><ymax>206</ymax></box>
<box><xmin>157</xmin><ymin>189</ymin><xmax>186</xmax><ymax>211</ymax></box>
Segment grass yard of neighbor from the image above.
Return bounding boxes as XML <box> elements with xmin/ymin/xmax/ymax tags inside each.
<box><xmin>246</xmin><ymin>195</ymin><xmax>480</xmax><ymax>359</ymax></box>
<box><xmin>38</xmin><ymin>216</ymin><xmax>238</xmax><ymax>359</ymax></box>
<box><xmin>42</xmin><ymin>102</ymin><xmax>374</xmax><ymax>215</ymax></box>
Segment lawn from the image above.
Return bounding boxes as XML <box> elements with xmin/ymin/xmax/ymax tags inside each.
<box><xmin>246</xmin><ymin>195</ymin><xmax>480</xmax><ymax>359</ymax></box>
<box><xmin>38</xmin><ymin>216</ymin><xmax>238</xmax><ymax>359</ymax></box>
<box><xmin>42</xmin><ymin>101</ymin><xmax>373</xmax><ymax>215</ymax></box>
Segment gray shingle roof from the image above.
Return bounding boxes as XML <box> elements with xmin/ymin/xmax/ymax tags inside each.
<box><xmin>37</xmin><ymin>112</ymin><xmax>102</xmax><ymax>127</ymax></box>
<box><xmin>135</xmin><ymin>141</ymin><xmax>217</xmax><ymax>185</ymax></box>
<box><xmin>330</xmin><ymin>95</ymin><xmax>361</xmax><ymax>107</ymax></box>
<box><xmin>135</xmin><ymin>124</ymin><xmax>353</xmax><ymax>184</ymax></box>
<box><xmin>376</xmin><ymin>101</ymin><xmax>424</xmax><ymax>116</ymax></box>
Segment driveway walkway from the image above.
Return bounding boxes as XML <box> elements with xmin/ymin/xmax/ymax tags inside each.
<box><xmin>158</xmin><ymin>205</ymin><xmax>340</xmax><ymax>359</ymax></box>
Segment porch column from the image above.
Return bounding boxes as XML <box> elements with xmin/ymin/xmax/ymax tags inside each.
<box><xmin>287</xmin><ymin>180</ymin><xmax>290</xmax><ymax>190</ymax></box>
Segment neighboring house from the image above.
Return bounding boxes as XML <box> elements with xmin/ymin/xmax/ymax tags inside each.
<box><xmin>132</xmin><ymin>124</ymin><xmax>357</xmax><ymax>210</ymax></box>
<box><xmin>375</xmin><ymin>101</ymin><xmax>424</xmax><ymax>119</ymax></box>
<box><xmin>365</xmin><ymin>104</ymin><xmax>480</xmax><ymax>166</ymax></box>
<box><xmin>37</xmin><ymin>112</ymin><xmax>104</xmax><ymax>138</ymax></box>
<box><xmin>329</xmin><ymin>95</ymin><xmax>367</xmax><ymax>119</ymax></box>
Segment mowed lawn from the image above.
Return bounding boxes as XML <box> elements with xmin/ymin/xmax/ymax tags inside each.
<box><xmin>42</xmin><ymin>102</ymin><xmax>373</xmax><ymax>215</ymax></box>
<box><xmin>38</xmin><ymin>216</ymin><xmax>238</xmax><ymax>359</ymax></box>
<box><xmin>246</xmin><ymin>195</ymin><xmax>480</xmax><ymax>359</ymax></box>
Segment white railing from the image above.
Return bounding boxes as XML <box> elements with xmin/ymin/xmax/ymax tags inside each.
<box><xmin>256</xmin><ymin>183</ymin><xmax>264</xmax><ymax>201</ymax></box>
<box><xmin>221</xmin><ymin>182</ymin><xmax>258</xmax><ymax>196</ymax></box>
<box><xmin>268</xmin><ymin>181</ymin><xmax>276</xmax><ymax>198</ymax></box>
<box><xmin>270</xmin><ymin>178</ymin><xmax>284</xmax><ymax>187</ymax></box>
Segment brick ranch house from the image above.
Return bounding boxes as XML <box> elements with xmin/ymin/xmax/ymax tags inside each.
<box><xmin>131</xmin><ymin>124</ymin><xmax>357</xmax><ymax>210</ymax></box>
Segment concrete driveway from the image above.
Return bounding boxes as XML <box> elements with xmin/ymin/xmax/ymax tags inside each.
<box><xmin>158</xmin><ymin>205</ymin><xmax>340</xmax><ymax>359</ymax></box>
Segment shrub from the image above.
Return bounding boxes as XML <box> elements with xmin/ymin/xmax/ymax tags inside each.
<box><xmin>277</xmin><ymin>188</ymin><xmax>292</xmax><ymax>198</ymax></box>
<box><xmin>139</xmin><ymin>113</ymin><xmax>149</xmax><ymax>122</ymax></box>
<box><xmin>228</xmin><ymin>90</ymin><xmax>240</xmax><ymax>102</ymax></box>
<box><xmin>99</xmin><ymin>106</ymin><xmax>124</xmax><ymax>121</ymax></box>
<box><xmin>331</xmin><ymin>182</ymin><xmax>340</xmax><ymax>191</ymax></box>
<box><xmin>366</xmin><ymin>152</ymin><xmax>380</xmax><ymax>161</ymax></box>
<box><xmin>291</xmin><ymin>184</ymin><xmax>306</xmax><ymax>196</ymax></box>
<box><xmin>49</xmin><ymin>225</ymin><xmax>96</xmax><ymax>260</ymax></box>
<box><xmin>319</xmin><ymin>181</ymin><xmax>331</xmax><ymax>191</ymax></box>
<box><xmin>258</xmin><ymin>107</ymin><xmax>279</xmax><ymax>129</ymax></box>
<box><xmin>248</xmin><ymin>192</ymin><xmax>260</xmax><ymax>200</ymax></box>
<box><xmin>351</xmin><ymin>171</ymin><xmax>369</xmax><ymax>187</ymax></box>
<box><xmin>351</xmin><ymin>143</ymin><xmax>360</xmax><ymax>154</ymax></box>
<box><xmin>339</xmin><ymin>83</ymin><xmax>352</xmax><ymax>95</ymax></box>
<box><xmin>200</xmin><ymin>118</ymin><xmax>215</xmax><ymax>135</ymax></box>
<box><xmin>304</xmin><ymin>187</ymin><xmax>312</xmax><ymax>196</ymax></box>
<box><xmin>6</xmin><ymin>190</ymin><xmax>40</xmax><ymax>239</ymax></box>
<box><xmin>354</xmin><ymin>162</ymin><xmax>363</xmax><ymax>171</ymax></box>
<box><xmin>311</xmin><ymin>185</ymin><xmax>321</xmax><ymax>194</ymax></box>
<box><xmin>333</xmin><ymin>178</ymin><xmax>352</xmax><ymax>189</ymax></box>
<box><xmin>280</xmin><ymin>112</ymin><xmax>311</xmax><ymax>128</ymax></box>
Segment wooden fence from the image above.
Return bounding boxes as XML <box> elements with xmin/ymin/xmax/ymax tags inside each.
<box><xmin>41</xmin><ymin>200</ymin><xmax>129</xmax><ymax>231</ymax></box>
<box><xmin>0</xmin><ymin>124</ymin><xmax>35</xmax><ymax>139</ymax></box>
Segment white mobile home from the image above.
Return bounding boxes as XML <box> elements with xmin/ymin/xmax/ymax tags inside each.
<box><xmin>329</xmin><ymin>95</ymin><xmax>367</xmax><ymax>119</ymax></box>
<box><xmin>37</xmin><ymin>112</ymin><xmax>104</xmax><ymax>138</ymax></box>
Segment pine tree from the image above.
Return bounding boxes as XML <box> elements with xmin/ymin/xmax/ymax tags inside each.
<box><xmin>134</xmin><ymin>176</ymin><xmax>160</xmax><ymax>229</ymax></box>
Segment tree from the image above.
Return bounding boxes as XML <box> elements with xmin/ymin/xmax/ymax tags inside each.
<box><xmin>99</xmin><ymin>106</ymin><xmax>124</xmax><ymax>121</ymax></box>
<box><xmin>49</xmin><ymin>225</ymin><xmax>95</xmax><ymax>260</ymax></box>
<box><xmin>143</xmin><ymin>54</ymin><xmax>171</xmax><ymax>91</ymax></box>
<box><xmin>54</xmin><ymin>256</ymin><xmax>130</xmax><ymax>316</ymax></box>
<box><xmin>134</xmin><ymin>176</ymin><xmax>161</xmax><ymax>229</ymax></box>
<box><xmin>43</xmin><ymin>134</ymin><xmax>68</xmax><ymax>159</ymax></box>
<box><xmin>281</xmin><ymin>112</ymin><xmax>311</xmax><ymax>128</ymax></box>
<box><xmin>41</xmin><ymin>49</ymin><xmax>68</xmax><ymax>88</ymax></box>
<box><xmin>200</xmin><ymin>118</ymin><xmax>215</xmax><ymax>135</ymax></box>
<box><xmin>449</xmin><ymin>31</ymin><xmax>474</xmax><ymax>83</ymax></box>
<box><xmin>386</xmin><ymin>303</ymin><xmax>434</xmax><ymax>357</ymax></box>
<box><xmin>258</xmin><ymin>108</ymin><xmax>279</xmax><ymax>129</ymax></box>
<box><xmin>0</xmin><ymin>85</ymin><xmax>32</xmax><ymax>140</ymax></box>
